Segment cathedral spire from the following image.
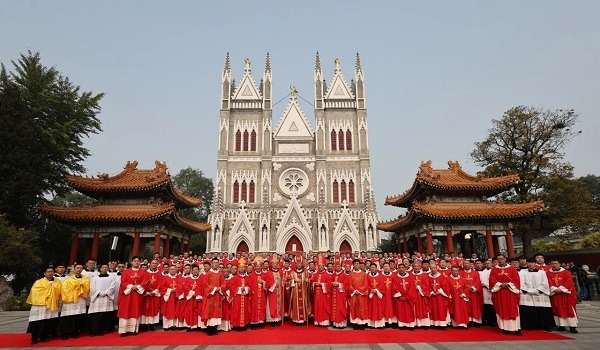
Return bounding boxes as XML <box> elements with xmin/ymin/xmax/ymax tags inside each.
<box><xmin>355</xmin><ymin>52</ymin><xmax>363</xmax><ymax>76</ymax></box>
<box><xmin>223</xmin><ymin>52</ymin><xmax>231</xmax><ymax>74</ymax></box>
<box><xmin>221</xmin><ymin>52</ymin><xmax>232</xmax><ymax>110</ymax></box>
<box><xmin>315</xmin><ymin>52</ymin><xmax>322</xmax><ymax>72</ymax></box>
<box><xmin>265</xmin><ymin>52</ymin><xmax>271</xmax><ymax>73</ymax></box>
<box><xmin>263</xmin><ymin>53</ymin><xmax>272</xmax><ymax>110</ymax></box>
<box><xmin>314</xmin><ymin>52</ymin><xmax>324</xmax><ymax>109</ymax></box>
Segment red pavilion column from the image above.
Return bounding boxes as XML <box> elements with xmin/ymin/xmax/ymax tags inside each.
<box><xmin>132</xmin><ymin>232</ymin><xmax>141</xmax><ymax>256</ymax></box>
<box><xmin>426</xmin><ymin>230</ymin><xmax>434</xmax><ymax>255</ymax></box>
<box><xmin>505</xmin><ymin>229</ymin><xmax>515</xmax><ymax>259</ymax></box>
<box><xmin>485</xmin><ymin>229</ymin><xmax>494</xmax><ymax>259</ymax></box>
<box><xmin>153</xmin><ymin>232</ymin><xmax>162</xmax><ymax>256</ymax></box>
<box><xmin>91</xmin><ymin>232</ymin><xmax>100</xmax><ymax>259</ymax></box>
<box><xmin>446</xmin><ymin>229</ymin><xmax>454</xmax><ymax>253</ymax></box>
<box><xmin>69</xmin><ymin>233</ymin><xmax>79</xmax><ymax>266</ymax></box>
<box><xmin>492</xmin><ymin>236</ymin><xmax>500</xmax><ymax>257</ymax></box>
<box><xmin>416</xmin><ymin>233</ymin><xmax>424</xmax><ymax>253</ymax></box>
<box><xmin>164</xmin><ymin>234</ymin><xmax>171</xmax><ymax>257</ymax></box>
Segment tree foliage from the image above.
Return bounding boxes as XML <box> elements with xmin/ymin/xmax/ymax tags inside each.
<box><xmin>377</xmin><ymin>234</ymin><xmax>400</xmax><ymax>253</ymax></box>
<box><xmin>0</xmin><ymin>51</ymin><xmax>104</xmax><ymax>228</ymax></box>
<box><xmin>172</xmin><ymin>168</ymin><xmax>214</xmax><ymax>254</ymax></box>
<box><xmin>532</xmin><ymin>239</ymin><xmax>573</xmax><ymax>253</ymax></box>
<box><xmin>470</xmin><ymin>106</ymin><xmax>581</xmax><ymax>256</ymax></box>
<box><xmin>579</xmin><ymin>232</ymin><xmax>600</xmax><ymax>249</ymax></box>
<box><xmin>0</xmin><ymin>217</ymin><xmax>42</xmax><ymax>293</ymax></box>
<box><xmin>579</xmin><ymin>175</ymin><xmax>600</xmax><ymax>210</ymax></box>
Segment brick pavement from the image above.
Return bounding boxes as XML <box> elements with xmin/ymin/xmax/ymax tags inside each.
<box><xmin>1</xmin><ymin>301</ymin><xmax>598</xmax><ymax>350</ymax></box>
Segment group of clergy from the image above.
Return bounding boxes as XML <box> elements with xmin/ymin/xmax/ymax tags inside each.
<box><xmin>26</xmin><ymin>251</ymin><xmax>579</xmax><ymax>345</ymax></box>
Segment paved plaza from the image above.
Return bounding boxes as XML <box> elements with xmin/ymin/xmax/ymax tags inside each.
<box><xmin>1</xmin><ymin>301</ymin><xmax>598</xmax><ymax>350</ymax></box>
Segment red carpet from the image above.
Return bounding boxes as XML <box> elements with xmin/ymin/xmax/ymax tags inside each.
<box><xmin>1</xmin><ymin>325</ymin><xmax>572</xmax><ymax>347</ymax></box>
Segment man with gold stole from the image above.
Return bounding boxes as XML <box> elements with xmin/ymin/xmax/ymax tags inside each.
<box><xmin>392</xmin><ymin>264</ymin><xmax>417</xmax><ymax>329</ymax></box>
<box><xmin>181</xmin><ymin>265</ymin><xmax>202</xmax><ymax>331</ymax></box>
<box><xmin>288</xmin><ymin>261</ymin><xmax>311</xmax><ymax>324</ymax></box>
<box><xmin>411</xmin><ymin>261</ymin><xmax>432</xmax><ymax>328</ymax></box>
<box><xmin>27</xmin><ymin>266</ymin><xmax>61</xmax><ymax>344</ymax></box>
<box><xmin>141</xmin><ymin>259</ymin><xmax>162</xmax><ymax>331</ymax></box>
<box><xmin>380</xmin><ymin>262</ymin><xmax>396</xmax><ymax>327</ymax></box>
<box><xmin>366</xmin><ymin>263</ymin><xmax>385</xmax><ymax>328</ymax></box>
<box><xmin>248</xmin><ymin>261</ymin><xmax>267</xmax><ymax>328</ymax></box>
<box><xmin>330</xmin><ymin>263</ymin><xmax>349</xmax><ymax>328</ymax></box>
<box><xmin>266</xmin><ymin>259</ymin><xmax>284</xmax><ymax>324</ymax></box>
<box><xmin>311</xmin><ymin>257</ymin><xmax>331</xmax><ymax>326</ymax></box>
<box><xmin>547</xmin><ymin>259</ymin><xmax>578</xmax><ymax>333</ymax></box>
<box><xmin>460</xmin><ymin>260</ymin><xmax>483</xmax><ymax>327</ymax></box>
<box><xmin>428</xmin><ymin>264</ymin><xmax>451</xmax><ymax>329</ymax></box>
<box><xmin>117</xmin><ymin>256</ymin><xmax>148</xmax><ymax>336</ymax></box>
<box><xmin>202</xmin><ymin>257</ymin><xmax>226</xmax><ymax>336</ymax></box>
<box><xmin>229</xmin><ymin>262</ymin><xmax>251</xmax><ymax>330</ymax></box>
<box><xmin>448</xmin><ymin>266</ymin><xmax>470</xmax><ymax>328</ymax></box>
<box><xmin>59</xmin><ymin>263</ymin><xmax>90</xmax><ymax>339</ymax></box>
<box><xmin>348</xmin><ymin>259</ymin><xmax>369</xmax><ymax>330</ymax></box>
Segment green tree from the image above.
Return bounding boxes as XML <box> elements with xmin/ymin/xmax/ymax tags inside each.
<box><xmin>172</xmin><ymin>168</ymin><xmax>214</xmax><ymax>254</ymax></box>
<box><xmin>470</xmin><ymin>106</ymin><xmax>581</xmax><ymax>257</ymax></box>
<box><xmin>579</xmin><ymin>232</ymin><xmax>600</xmax><ymax>249</ymax></box>
<box><xmin>0</xmin><ymin>217</ymin><xmax>42</xmax><ymax>293</ymax></box>
<box><xmin>377</xmin><ymin>234</ymin><xmax>400</xmax><ymax>253</ymax></box>
<box><xmin>579</xmin><ymin>175</ymin><xmax>600</xmax><ymax>210</ymax></box>
<box><xmin>0</xmin><ymin>51</ymin><xmax>104</xmax><ymax>228</ymax></box>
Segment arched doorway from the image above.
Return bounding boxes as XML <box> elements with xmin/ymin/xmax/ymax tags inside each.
<box><xmin>236</xmin><ymin>240</ymin><xmax>249</xmax><ymax>253</ymax></box>
<box><xmin>285</xmin><ymin>235</ymin><xmax>303</xmax><ymax>253</ymax></box>
<box><xmin>339</xmin><ymin>240</ymin><xmax>352</xmax><ymax>254</ymax></box>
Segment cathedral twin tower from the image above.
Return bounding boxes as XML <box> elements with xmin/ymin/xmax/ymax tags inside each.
<box><xmin>208</xmin><ymin>53</ymin><xmax>380</xmax><ymax>254</ymax></box>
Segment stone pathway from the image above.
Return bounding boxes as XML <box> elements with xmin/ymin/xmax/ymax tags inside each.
<box><xmin>1</xmin><ymin>301</ymin><xmax>598</xmax><ymax>349</ymax></box>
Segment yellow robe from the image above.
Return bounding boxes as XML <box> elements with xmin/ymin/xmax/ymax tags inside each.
<box><xmin>26</xmin><ymin>277</ymin><xmax>61</xmax><ymax>312</ymax></box>
<box><xmin>61</xmin><ymin>275</ymin><xmax>91</xmax><ymax>304</ymax></box>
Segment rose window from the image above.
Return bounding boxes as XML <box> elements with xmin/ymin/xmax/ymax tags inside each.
<box><xmin>278</xmin><ymin>168</ymin><xmax>309</xmax><ymax>196</ymax></box>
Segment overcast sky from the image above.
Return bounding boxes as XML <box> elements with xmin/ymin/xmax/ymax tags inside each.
<box><xmin>2</xmin><ymin>1</ymin><xmax>598</xmax><ymax>221</ymax></box>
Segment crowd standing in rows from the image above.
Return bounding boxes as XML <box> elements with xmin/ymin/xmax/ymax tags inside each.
<box><xmin>25</xmin><ymin>250</ymin><xmax>579</xmax><ymax>345</ymax></box>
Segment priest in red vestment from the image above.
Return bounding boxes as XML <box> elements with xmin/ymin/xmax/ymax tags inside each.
<box><xmin>311</xmin><ymin>263</ymin><xmax>331</xmax><ymax>326</ymax></box>
<box><xmin>141</xmin><ymin>259</ymin><xmax>162</xmax><ymax>331</ymax></box>
<box><xmin>411</xmin><ymin>262</ymin><xmax>431</xmax><ymax>328</ymax></box>
<box><xmin>349</xmin><ymin>259</ymin><xmax>369</xmax><ymax>329</ymax></box>
<box><xmin>428</xmin><ymin>264</ymin><xmax>451</xmax><ymax>329</ymax></box>
<box><xmin>266</xmin><ymin>259</ymin><xmax>284</xmax><ymax>324</ymax></box>
<box><xmin>248</xmin><ymin>261</ymin><xmax>267</xmax><ymax>328</ymax></box>
<box><xmin>448</xmin><ymin>267</ymin><xmax>470</xmax><ymax>328</ymax></box>
<box><xmin>489</xmin><ymin>254</ymin><xmax>522</xmax><ymax>335</ymax></box>
<box><xmin>461</xmin><ymin>260</ymin><xmax>483</xmax><ymax>326</ymax></box>
<box><xmin>202</xmin><ymin>258</ymin><xmax>226</xmax><ymax>336</ymax></box>
<box><xmin>380</xmin><ymin>262</ymin><xmax>396</xmax><ymax>327</ymax></box>
<box><xmin>288</xmin><ymin>262</ymin><xmax>311</xmax><ymax>324</ymax></box>
<box><xmin>392</xmin><ymin>264</ymin><xmax>417</xmax><ymax>329</ymax></box>
<box><xmin>330</xmin><ymin>264</ymin><xmax>349</xmax><ymax>328</ymax></box>
<box><xmin>159</xmin><ymin>266</ymin><xmax>181</xmax><ymax>330</ymax></box>
<box><xmin>228</xmin><ymin>263</ymin><xmax>251</xmax><ymax>330</ymax></box>
<box><xmin>366</xmin><ymin>264</ymin><xmax>385</xmax><ymax>328</ymax></box>
<box><xmin>117</xmin><ymin>256</ymin><xmax>148</xmax><ymax>336</ymax></box>
<box><xmin>220</xmin><ymin>267</ymin><xmax>232</xmax><ymax>332</ymax></box>
<box><xmin>547</xmin><ymin>260</ymin><xmax>578</xmax><ymax>333</ymax></box>
<box><xmin>181</xmin><ymin>267</ymin><xmax>202</xmax><ymax>330</ymax></box>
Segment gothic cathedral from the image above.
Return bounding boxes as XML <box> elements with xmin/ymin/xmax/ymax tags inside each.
<box><xmin>207</xmin><ymin>53</ymin><xmax>380</xmax><ymax>254</ymax></box>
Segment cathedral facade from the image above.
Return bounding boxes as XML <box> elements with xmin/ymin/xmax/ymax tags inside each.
<box><xmin>207</xmin><ymin>53</ymin><xmax>380</xmax><ymax>254</ymax></box>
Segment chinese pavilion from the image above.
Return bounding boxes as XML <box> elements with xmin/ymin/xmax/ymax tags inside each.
<box><xmin>377</xmin><ymin>161</ymin><xmax>545</xmax><ymax>259</ymax></box>
<box><xmin>40</xmin><ymin>161</ymin><xmax>211</xmax><ymax>265</ymax></box>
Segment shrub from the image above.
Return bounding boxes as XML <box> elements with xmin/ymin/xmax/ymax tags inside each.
<box><xmin>579</xmin><ymin>232</ymin><xmax>600</xmax><ymax>249</ymax></box>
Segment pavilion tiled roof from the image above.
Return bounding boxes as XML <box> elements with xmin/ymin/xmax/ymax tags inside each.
<box><xmin>385</xmin><ymin>161</ymin><xmax>520</xmax><ymax>207</ymax></box>
<box><xmin>39</xmin><ymin>202</ymin><xmax>211</xmax><ymax>233</ymax></box>
<box><xmin>65</xmin><ymin>161</ymin><xmax>202</xmax><ymax>208</ymax></box>
<box><xmin>377</xmin><ymin>200</ymin><xmax>545</xmax><ymax>232</ymax></box>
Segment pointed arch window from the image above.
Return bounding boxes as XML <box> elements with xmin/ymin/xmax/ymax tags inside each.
<box><xmin>233</xmin><ymin>180</ymin><xmax>240</xmax><ymax>203</ymax></box>
<box><xmin>243</xmin><ymin>130</ymin><xmax>249</xmax><ymax>151</ymax></box>
<box><xmin>346</xmin><ymin>129</ymin><xmax>352</xmax><ymax>150</ymax></box>
<box><xmin>241</xmin><ymin>180</ymin><xmax>247</xmax><ymax>203</ymax></box>
<box><xmin>250</xmin><ymin>129</ymin><xmax>257</xmax><ymax>151</ymax></box>
<box><xmin>235</xmin><ymin>130</ymin><xmax>242</xmax><ymax>152</ymax></box>
<box><xmin>348</xmin><ymin>179</ymin><xmax>355</xmax><ymax>203</ymax></box>
<box><xmin>338</xmin><ymin>130</ymin><xmax>345</xmax><ymax>151</ymax></box>
<box><xmin>331</xmin><ymin>130</ymin><xmax>337</xmax><ymax>151</ymax></box>
<box><xmin>332</xmin><ymin>180</ymin><xmax>339</xmax><ymax>203</ymax></box>
<box><xmin>341</xmin><ymin>180</ymin><xmax>347</xmax><ymax>202</ymax></box>
<box><xmin>249</xmin><ymin>180</ymin><xmax>255</xmax><ymax>203</ymax></box>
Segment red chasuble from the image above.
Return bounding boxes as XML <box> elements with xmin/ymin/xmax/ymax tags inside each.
<box><xmin>448</xmin><ymin>275</ymin><xmax>471</xmax><ymax>327</ymax></box>
<box><xmin>159</xmin><ymin>274</ymin><xmax>181</xmax><ymax>321</ymax></box>
<box><xmin>266</xmin><ymin>269</ymin><xmax>284</xmax><ymax>322</ymax></box>
<box><xmin>547</xmin><ymin>268</ymin><xmax>577</xmax><ymax>319</ymax></box>
<box><xmin>366</xmin><ymin>272</ymin><xmax>385</xmax><ymax>326</ymax></box>
<box><xmin>330</xmin><ymin>271</ymin><xmax>349</xmax><ymax>326</ymax></box>
<box><xmin>202</xmin><ymin>269</ymin><xmax>226</xmax><ymax>326</ymax></box>
<box><xmin>288</xmin><ymin>270</ymin><xmax>311</xmax><ymax>323</ymax></box>
<box><xmin>117</xmin><ymin>268</ymin><xmax>148</xmax><ymax>320</ymax></box>
<box><xmin>460</xmin><ymin>269</ymin><xmax>483</xmax><ymax>321</ymax></box>
<box><xmin>391</xmin><ymin>272</ymin><xmax>417</xmax><ymax>325</ymax></box>
<box><xmin>428</xmin><ymin>273</ymin><xmax>450</xmax><ymax>325</ymax></box>
<box><xmin>311</xmin><ymin>271</ymin><xmax>332</xmax><ymax>325</ymax></box>
<box><xmin>489</xmin><ymin>264</ymin><xmax>521</xmax><ymax>321</ymax></box>
<box><xmin>248</xmin><ymin>271</ymin><xmax>267</xmax><ymax>324</ymax></box>
<box><xmin>181</xmin><ymin>276</ymin><xmax>201</xmax><ymax>328</ymax></box>
<box><xmin>349</xmin><ymin>270</ymin><xmax>369</xmax><ymax>324</ymax></box>
<box><xmin>411</xmin><ymin>271</ymin><xmax>431</xmax><ymax>322</ymax></box>
<box><xmin>380</xmin><ymin>271</ymin><xmax>396</xmax><ymax>323</ymax></box>
<box><xmin>228</xmin><ymin>273</ymin><xmax>250</xmax><ymax>327</ymax></box>
<box><xmin>142</xmin><ymin>270</ymin><xmax>162</xmax><ymax>320</ymax></box>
